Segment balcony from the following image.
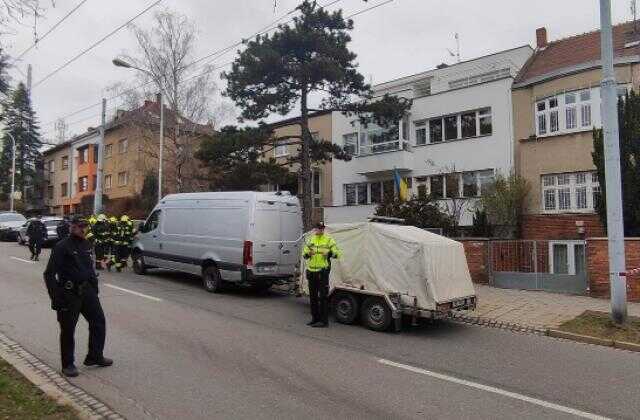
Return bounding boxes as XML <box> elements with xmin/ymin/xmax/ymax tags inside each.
<box><xmin>352</xmin><ymin>139</ymin><xmax>413</xmax><ymax>175</ymax></box>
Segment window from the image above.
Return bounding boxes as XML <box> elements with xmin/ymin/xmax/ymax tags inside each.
<box><xmin>78</xmin><ymin>176</ymin><xmax>88</xmax><ymax>192</ymax></box>
<box><xmin>370</xmin><ymin>182</ymin><xmax>382</xmax><ymax>204</ymax></box>
<box><xmin>536</xmin><ymin>88</ymin><xmax>603</xmax><ymax>137</ymax></box>
<box><xmin>78</xmin><ymin>147</ymin><xmax>88</xmax><ymax>164</ymax></box>
<box><xmin>549</xmin><ymin>98</ymin><xmax>559</xmax><ymax>133</ymax></box>
<box><xmin>48</xmin><ymin>160</ymin><xmax>55</xmax><ymax>173</ymax></box>
<box><xmin>550</xmin><ymin>241</ymin><xmax>585</xmax><ymax>275</ymax></box>
<box><xmin>429</xmin><ymin>118</ymin><xmax>443</xmax><ymax>143</ymax></box>
<box><xmin>415</xmin><ymin>121</ymin><xmax>427</xmax><ymax>145</ymax></box>
<box><xmin>47</xmin><ymin>185</ymin><xmax>54</xmax><ymax>199</ymax></box>
<box><xmin>104</xmin><ymin>174</ymin><xmax>112</xmax><ymax>190</ymax></box>
<box><xmin>104</xmin><ymin>144</ymin><xmax>113</xmax><ymax>158</ymax></box>
<box><xmin>445</xmin><ymin>173</ymin><xmax>460</xmax><ymax>198</ymax></box>
<box><xmin>343</xmin><ymin>133</ymin><xmax>358</xmax><ymax>155</ymax></box>
<box><xmin>462</xmin><ymin>172</ymin><xmax>478</xmax><ymax>197</ymax></box>
<box><xmin>444</xmin><ymin>115</ymin><xmax>458</xmax><ymax>141</ymax></box>
<box><xmin>461</xmin><ymin>112</ymin><xmax>477</xmax><ymax>138</ymax></box>
<box><xmin>118</xmin><ymin>138</ymin><xmax>128</xmax><ymax>154</ymax></box>
<box><xmin>478</xmin><ymin>108</ymin><xmax>492</xmax><ymax>136</ymax></box>
<box><xmin>61</xmin><ymin>156</ymin><xmax>68</xmax><ymax>170</ymax></box>
<box><xmin>478</xmin><ymin>170</ymin><xmax>495</xmax><ymax>195</ymax></box>
<box><xmin>541</xmin><ymin>172</ymin><xmax>600</xmax><ymax>213</ymax></box>
<box><xmin>430</xmin><ymin>176</ymin><xmax>444</xmax><ymax>199</ymax></box>
<box><xmin>61</xmin><ymin>182</ymin><xmax>68</xmax><ymax>197</ymax></box>
<box><xmin>118</xmin><ymin>171</ymin><xmax>128</xmax><ymax>186</ymax></box>
<box><xmin>274</xmin><ymin>141</ymin><xmax>288</xmax><ymax>157</ymax></box>
<box><xmin>344</xmin><ymin>183</ymin><xmax>368</xmax><ymax>206</ymax></box>
<box><xmin>312</xmin><ymin>170</ymin><xmax>322</xmax><ymax>207</ymax></box>
<box><xmin>142</xmin><ymin>210</ymin><xmax>161</xmax><ymax>233</ymax></box>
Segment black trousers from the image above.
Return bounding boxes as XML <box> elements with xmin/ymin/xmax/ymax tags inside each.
<box><xmin>28</xmin><ymin>239</ymin><xmax>43</xmax><ymax>257</ymax></box>
<box><xmin>94</xmin><ymin>243</ymin><xmax>107</xmax><ymax>268</ymax></box>
<box><xmin>115</xmin><ymin>245</ymin><xmax>130</xmax><ymax>267</ymax></box>
<box><xmin>56</xmin><ymin>288</ymin><xmax>106</xmax><ymax>368</ymax></box>
<box><xmin>307</xmin><ymin>270</ymin><xmax>330</xmax><ymax>324</ymax></box>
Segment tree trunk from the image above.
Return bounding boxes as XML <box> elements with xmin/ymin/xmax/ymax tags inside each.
<box><xmin>300</xmin><ymin>86</ymin><xmax>313</xmax><ymax>231</ymax></box>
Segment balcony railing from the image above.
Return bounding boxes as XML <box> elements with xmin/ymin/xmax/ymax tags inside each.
<box><xmin>359</xmin><ymin>139</ymin><xmax>410</xmax><ymax>156</ymax></box>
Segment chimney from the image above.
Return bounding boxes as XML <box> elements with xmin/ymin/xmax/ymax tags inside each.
<box><xmin>536</xmin><ymin>27</ymin><xmax>548</xmax><ymax>49</ymax></box>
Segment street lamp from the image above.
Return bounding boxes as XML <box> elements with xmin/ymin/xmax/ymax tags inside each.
<box><xmin>5</xmin><ymin>132</ymin><xmax>16</xmax><ymax>212</ymax></box>
<box><xmin>112</xmin><ymin>58</ymin><xmax>165</xmax><ymax>202</ymax></box>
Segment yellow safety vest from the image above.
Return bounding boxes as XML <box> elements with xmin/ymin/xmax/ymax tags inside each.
<box><xmin>303</xmin><ymin>233</ymin><xmax>341</xmax><ymax>272</ymax></box>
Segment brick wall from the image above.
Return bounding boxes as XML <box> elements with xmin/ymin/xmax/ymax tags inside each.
<box><xmin>458</xmin><ymin>239</ymin><xmax>490</xmax><ymax>284</ymax></box>
<box><xmin>586</xmin><ymin>238</ymin><xmax>640</xmax><ymax>302</ymax></box>
<box><xmin>522</xmin><ymin>214</ymin><xmax>605</xmax><ymax>240</ymax></box>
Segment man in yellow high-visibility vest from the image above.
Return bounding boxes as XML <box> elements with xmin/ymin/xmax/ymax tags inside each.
<box><xmin>302</xmin><ymin>222</ymin><xmax>341</xmax><ymax>328</ymax></box>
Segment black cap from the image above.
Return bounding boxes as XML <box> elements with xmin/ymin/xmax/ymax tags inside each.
<box><xmin>70</xmin><ymin>216</ymin><xmax>87</xmax><ymax>226</ymax></box>
<box><xmin>316</xmin><ymin>221</ymin><xmax>326</xmax><ymax>229</ymax></box>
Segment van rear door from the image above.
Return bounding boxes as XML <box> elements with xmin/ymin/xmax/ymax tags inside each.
<box><xmin>279</xmin><ymin>202</ymin><xmax>302</xmax><ymax>275</ymax></box>
<box><xmin>253</xmin><ymin>200</ymin><xmax>281</xmax><ymax>273</ymax></box>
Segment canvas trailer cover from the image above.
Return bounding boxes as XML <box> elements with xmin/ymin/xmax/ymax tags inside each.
<box><xmin>300</xmin><ymin>222</ymin><xmax>477</xmax><ymax>315</ymax></box>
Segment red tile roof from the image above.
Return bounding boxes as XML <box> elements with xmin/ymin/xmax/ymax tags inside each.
<box><xmin>515</xmin><ymin>21</ymin><xmax>640</xmax><ymax>86</ymax></box>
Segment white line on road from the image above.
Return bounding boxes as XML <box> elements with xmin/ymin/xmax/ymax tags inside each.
<box><xmin>104</xmin><ymin>284</ymin><xmax>163</xmax><ymax>302</ymax></box>
<box><xmin>378</xmin><ymin>359</ymin><xmax>610</xmax><ymax>420</ymax></box>
<box><xmin>10</xmin><ymin>256</ymin><xmax>35</xmax><ymax>264</ymax></box>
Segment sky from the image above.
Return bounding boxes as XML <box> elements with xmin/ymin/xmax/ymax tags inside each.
<box><xmin>1</xmin><ymin>0</ymin><xmax>636</xmax><ymax>143</ymax></box>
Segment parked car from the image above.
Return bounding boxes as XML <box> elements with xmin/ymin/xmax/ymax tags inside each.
<box><xmin>298</xmin><ymin>222</ymin><xmax>477</xmax><ymax>332</ymax></box>
<box><xmin>17</xmin><ymin>216</ymin><xmax>64</xmax><ymax>245</ymax></box>
<box><xmin>0</xmin><ymin>212</ymin><xmax>27</xmax><ymax>241</ymax></box>
<box><xmin>132</xmin><ymin>191</ymin><xmax>303</xmax><ymax>293</ymax></box>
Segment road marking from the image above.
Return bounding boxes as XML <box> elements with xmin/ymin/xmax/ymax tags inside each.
<box><xmin>378</xmin><ymin>359</ymin><xmax>610</xmax><ymax>420</ymax></box>
<box><xmin>104</xmin><ymin>284</ymin><xmax>163</xmax><ymax>302</ymax></box>
<box><xmin>10</xmin><ymin>256</ymin><xmax>35</xmax><ymax>264</ymax></box>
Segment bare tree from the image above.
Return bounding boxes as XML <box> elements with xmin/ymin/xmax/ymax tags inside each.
<box><xmin>426</xmin><ymin>160</ymin><xmax>471</xmax><ymax>236</ymax></box>
<box><xmin>0</xmin><ymin>0</ymin><xmax>47</xmax><ymax>31</ymax></box>
<box><xmin>114</xmin><ymin>9</ymin><xmax>232</xmax><ymax>193</ymax></box>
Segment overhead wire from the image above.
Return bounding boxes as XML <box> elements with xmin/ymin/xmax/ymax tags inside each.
<box><xmin>32</xmin><ymin>0</ymin><xmax>163</xmax><ymax>89</ymax></box>
<box><xmin>39</xmin><ymin>0</ymin><xmax>395</xmax><ymax>129</ymax></box>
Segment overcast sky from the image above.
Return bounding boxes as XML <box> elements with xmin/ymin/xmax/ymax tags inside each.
<box><xmin>2</xmin><ymin>0</ymin><xmax>635</xmax><ymax>142</ymax></box>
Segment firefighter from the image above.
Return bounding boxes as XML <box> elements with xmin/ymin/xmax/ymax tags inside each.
<box><xmin>88</xmin><ymin>214</ymin><xmax>110</xmax><ymax>270</ymax></box>
<box><xmin>106</xmin><ymin>216</ymin><xmax>119</xmax><ymax>271</ymax></box>
<box><xmin>302</xmin><ymin>222</ymin><xmax>341</xmax><ymax>328</ymax></box>
<box><xmin>114</xmin><ymin>215</ymin><xmax>135</xmax><ymax>272</ymax></box>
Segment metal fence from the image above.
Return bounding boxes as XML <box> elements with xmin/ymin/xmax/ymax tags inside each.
<box><xmin>489</xmin><ymin>240</ymin><xmax>588</xmax><ymax>295</ymax></box>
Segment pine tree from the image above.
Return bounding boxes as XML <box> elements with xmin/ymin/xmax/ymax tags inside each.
<box><xmin>0</xmin><ymin>82</ymin><xmax>43</xmax><ymax>205</ymax></box>
<box><xmin>592</xmin><ymin>91</ymin><xmax>640</xmax><ymax>236</ymax></box>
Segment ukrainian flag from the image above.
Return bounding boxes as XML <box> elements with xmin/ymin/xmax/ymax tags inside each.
<box><xmin>393</xmin><ymin>168</ymin><xmax>409</xmax><ymax>201</ymax></box>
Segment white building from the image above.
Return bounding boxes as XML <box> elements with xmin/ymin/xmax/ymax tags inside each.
<box><xmin>326</xmin><ymin>45</ymin><xmax>533</xmax><ymax>226</ymax></box>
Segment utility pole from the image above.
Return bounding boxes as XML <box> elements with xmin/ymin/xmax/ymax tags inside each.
<box><xmin>158</xmin><ymin>92</ymin><xmax>164</xmax><ymax>202</ymax></box>
<box><xmin>27</xmin><ymin>64</ymin><xmax>32</xmax><ymax>94</ymax></box>
<box><xmin>600</xmin><ymin>0</ymin><xmax>628</xmax><ymax>324</ymax></box>
<box><xmin>93</xmin><ymin>98</ymin><xmax>106</xmax><ymax>214</ymax></box>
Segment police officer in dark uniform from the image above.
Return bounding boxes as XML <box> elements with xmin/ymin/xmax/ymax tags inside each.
<box><xmin>27</xmin><ymin>217</ymin><xmax>47</xmax><ymax>261</ymax></box>
<box><xmin>44</xmin><ymin>216</ymin><xmax>113</xmax><ymax>377</ymax></box>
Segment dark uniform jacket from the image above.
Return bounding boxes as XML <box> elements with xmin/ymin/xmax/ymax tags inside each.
<box><xmin>56</xmin><ymin>221</ymin><xmax>70</xmax><ymax>239</ymax></box>
<box><xmin>44</xmin><ymin>236</ymin><xmax>98</xmax><ymax>311</ymax></box>
<box><xmin>27</xmin><ymin>220</ymin><xmax>47</xmax><ymax>242</ymax></box>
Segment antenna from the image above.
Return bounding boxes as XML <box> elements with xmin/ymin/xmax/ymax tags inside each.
<box><xmin>446</xmin><ymin>33</ymin><xmax>461</xmax><ymax>63</ymax></box>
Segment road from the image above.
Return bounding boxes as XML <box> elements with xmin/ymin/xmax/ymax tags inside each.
<box><xmin>0</xmin><ymin>241</ymin><xmax>638</xmax><ymax>420</ymax></box>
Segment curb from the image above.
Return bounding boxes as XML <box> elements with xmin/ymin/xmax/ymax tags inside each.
<box><xmin>0</xmin><ymin>332</ymin><xmax>125</xmax><ymax>420</ymax></box>
<box><xmin>547</xmin><ymin>329</ymin><xmax>640</xmax><ymax>352</ymax></box>
<box><xmin>450</xmin><ymin>312</ymin><xmax>546</xmax><ymax>335</ymax></box>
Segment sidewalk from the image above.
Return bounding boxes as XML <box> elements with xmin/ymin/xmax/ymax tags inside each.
<box><xmin>457</xmin><ymin>285</ymin><xmax>640</xmax><ymax>331</ymax></box>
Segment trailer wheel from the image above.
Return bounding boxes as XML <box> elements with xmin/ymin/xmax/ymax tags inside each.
<box><xmin>361</xmin><ymin>297</ymin><xmax>392</xmax><ymax>332</ymax></box>
<box><xmin>203</xmin><ymin>266</ymin><xmax>225</xmax><ymax>293</ymax></box>
<box><xmin>331</xmin><ymin>292</ymin><xmax>359</xmax><ymax>325</ymax></box>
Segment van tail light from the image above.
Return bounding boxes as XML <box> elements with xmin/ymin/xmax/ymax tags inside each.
<box><xmin>243</xmin><ymin>241</ymin><xmax>253</xmax><ymax>267</ymax></box>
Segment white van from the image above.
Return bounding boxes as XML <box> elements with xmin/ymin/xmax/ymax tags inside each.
<box><xmin>132</xmin><ymin>191</ymin><xmax>303</xmax><ymax>292</ymax></box>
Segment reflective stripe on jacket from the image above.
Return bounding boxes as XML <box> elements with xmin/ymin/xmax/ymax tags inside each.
<box><xmin>303</xmin><ymin>233</ymin><xmax>341</xmax><ymax>272</ymax></box>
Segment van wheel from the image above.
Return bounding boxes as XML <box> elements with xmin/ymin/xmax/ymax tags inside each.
<box><xmin>332</xmin><ymin>292</ymin><xmax>359</xmax><ymax>324</ymax></box>
<box><xmin>203</xmin><ymin>266</ymin><xmax>224</xmax><ymax>293</ymax></box>
<box><xmin>132</xmin><ymin>251</ymin><xmax>146</xmax><ymax>275</ymax></box>
<box><xmin>361</xmin><ymin>297</ymin><xmax>392</xmax><ymax>332</ymax></box>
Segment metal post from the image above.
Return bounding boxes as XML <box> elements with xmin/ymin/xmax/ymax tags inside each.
<box><xmin>158</xmin><ymin>92</ymin><xmax>164</xmax><ymax>202</ymax></box>
<box><xmin>8</xmin><ymin>133</ymin><xmax>16</xmax><ymax>212</ymax></box>
<box><xmin>93</xmin><ymin>98</ymin><xmax>106</xmax><ymax>214</ymax></box>
<box><xmin>600</xmin><ymin>0</ymin><xmax>627</xmax><ymax>324</ymax></box>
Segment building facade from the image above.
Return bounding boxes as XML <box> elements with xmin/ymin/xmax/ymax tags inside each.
<box><xmin>327</xmin><ymin>45</ymin><xmax>533</xmax><ymax>226</ymax></box>
<box><xmin>513</xmin><ymin>24</ymin><xmax>640</xmax><ymax>240</ymax></box>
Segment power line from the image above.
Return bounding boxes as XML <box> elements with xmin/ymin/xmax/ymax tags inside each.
<box><xmin>40</xmin><ymin>0</ymin><xmax>393</xmax><ymax>127</ymax></box>
<box><xmin>14</xmin><ymin>0</ymin><xmax>90</xmax><ymax>62</ymax></box>
<box><xmin>32</xmin><ymin>0</ymin><xmax>163</xmax><ymax>89</ymax></box>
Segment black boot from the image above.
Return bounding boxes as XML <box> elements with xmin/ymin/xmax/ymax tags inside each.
<box><xmin>62</xmin><ymin>365</ymin><xmax>79</xmax><ymax>377</ymax></box>
<box><xmin>84</xmin><ymin>356</ymin><xmax>113</xmax><ymax>367</ymax></box>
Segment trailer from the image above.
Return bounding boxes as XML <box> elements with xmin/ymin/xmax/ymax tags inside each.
<box><xmin>299</xmin><ymin>222</ymin><xmax>477</xmax><ymax>332</ymax></box>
